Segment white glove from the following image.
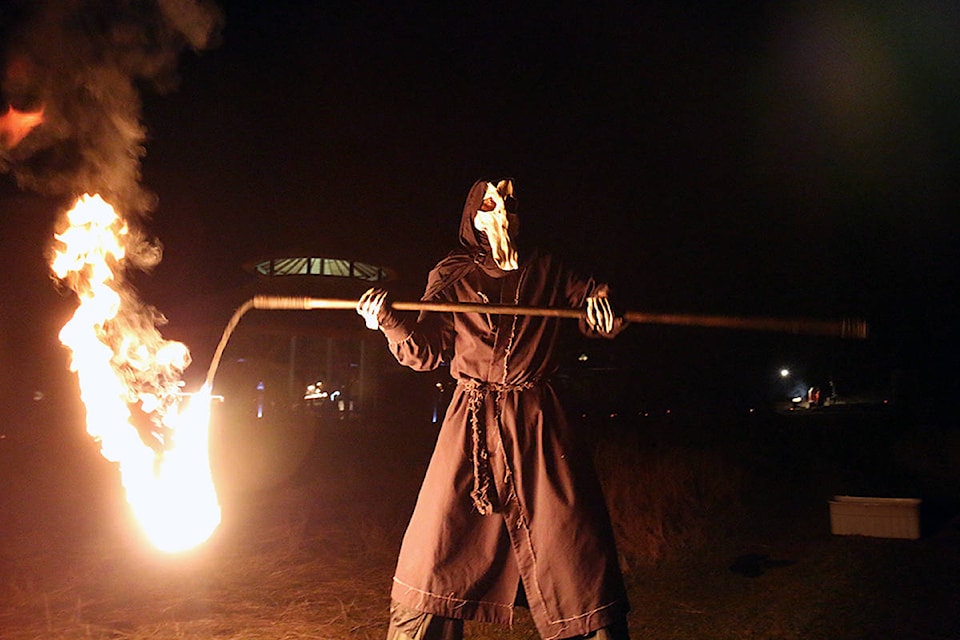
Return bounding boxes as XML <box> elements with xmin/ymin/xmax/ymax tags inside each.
<box><xmin>586</xmin><ymin>290</ymin><xmax>616</xmax><ymax>334</ymax></box>
<box><xmin>357</xmin><ymin>287</ymin><xmax>388</xmax><ymax>330</ymax></box>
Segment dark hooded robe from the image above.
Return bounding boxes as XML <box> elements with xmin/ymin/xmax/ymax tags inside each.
<box><xmin>376</xmin><ymin>180</ymin><xmax>629</xmax><ymax>639</ymax></box>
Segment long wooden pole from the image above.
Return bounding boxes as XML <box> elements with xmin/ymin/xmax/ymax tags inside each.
<box><xmin>250</xmin><ymin>295</ymin><xmax>869</xmax><ymax>339</ymax></box>
<box><xmin>204</xmin><ymin>295</ymin><xmax>868</xmax><ymax>388</ymax></box>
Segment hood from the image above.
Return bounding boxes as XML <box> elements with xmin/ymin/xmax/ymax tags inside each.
<box><xmin>458</xmin><ymin>178</ymin><xmax>520</xmax><ymax>273</ymax></box>
<box><xmin>422</xmin><ymin>178</ymin><xmax>523</xmax><ymax>299</ymax></box>
<box><xmin>459</xmin><ymin>179</ymin><xmax>491</xmax><ymax>251</ymax></box>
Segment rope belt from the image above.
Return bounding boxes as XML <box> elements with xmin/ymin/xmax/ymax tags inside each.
<box><xmin>459</xmin><ymin>378</ymin><xmax>537</xmax><ymax>515</ymax></box>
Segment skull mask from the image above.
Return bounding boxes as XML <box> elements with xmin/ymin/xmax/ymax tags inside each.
<box><xmin>474</xmin><ymin>179</ymin><xmax>519</xmax><ymax>271</ymax></box>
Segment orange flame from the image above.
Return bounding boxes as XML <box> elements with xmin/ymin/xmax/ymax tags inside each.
<box><xmin>0</xmin><ymin>104</ymin><xmax>44</xmax><ymax>149</ymax></box>
<box><xmin>51</xmin><ymin>194</ymin><xmax>220</xmax><ymax>552</ymax></box>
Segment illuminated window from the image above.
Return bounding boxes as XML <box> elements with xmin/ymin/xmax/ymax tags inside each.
<box><xmin>251</xmin><ymin>256</ymin><xmax>388</xmax><ymax>282</ymax></box>
<box><xmin>352</xmin><ymin>262</ymin><xmax>383</xmax><ymax>281</ymax></box>
<box><xmin>272</xmin><ymin>258</ymin><xmax>309</xmax><ymax>275</ymax></box>
<box><xmin>323</xmin><ymin>259</ymin><xmax>351</xmax><ymax>277</ymax></box>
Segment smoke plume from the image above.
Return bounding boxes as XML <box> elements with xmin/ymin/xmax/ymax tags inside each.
<box><xmin>0</xmin><ymin>0</ymin><xmax>223</xmax><ymax>216</ymax></box>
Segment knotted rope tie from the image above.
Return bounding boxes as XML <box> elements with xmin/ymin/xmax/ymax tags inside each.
<box><xmin>460</xmin><ymin>378</ymin><xmax>536</xmax><ymax>516</ymax></box>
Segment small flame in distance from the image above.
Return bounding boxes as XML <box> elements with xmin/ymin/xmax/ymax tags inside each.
<box><xmin>51</xmin><ymin>194</ymin><xmax>220</xmax><ymax>553</ymax></box>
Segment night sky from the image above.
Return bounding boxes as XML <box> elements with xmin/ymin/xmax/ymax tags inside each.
<box><xmin>1</xmin><ymin>1</ymin><xmax>958</xmax><ymax>420</ymax></box>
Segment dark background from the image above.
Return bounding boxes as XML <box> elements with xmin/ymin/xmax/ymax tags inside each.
<box><xmin>2</xmin><ymin>1</ymin><xmax>958</xmax><ymax>427</ymax></box>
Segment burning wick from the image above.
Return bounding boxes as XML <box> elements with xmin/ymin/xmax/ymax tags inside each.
<box><xmin>51</xmin><ymin>194</ymin><xmax>221</xmax><ymax>552</ymax></box>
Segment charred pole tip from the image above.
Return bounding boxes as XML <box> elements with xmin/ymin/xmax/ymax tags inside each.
<box><xmin>204</xmin><ymin>295</ymin><xmax>868</xmax><ymax>389</ymax></box>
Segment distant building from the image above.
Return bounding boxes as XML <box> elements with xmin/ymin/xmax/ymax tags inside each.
<box><xmin>182</xmin><ymin>251</ymin><xmax>402</xmax><ymax>426</ymax></box>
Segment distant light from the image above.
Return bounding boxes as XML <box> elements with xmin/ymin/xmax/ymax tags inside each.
<box><xmin>780</xmin><ymin>368</ymin><xmax>790</xmax><ymax>378</ymax></box>
<box><xmin>578</xmin><ymin>353</ymin><xmax>589</xmax><ymax>362</ymax></box>
<box><xmin>257</xmin><ymin>380</ymin><xmax>265</xmax><ymax>418</ymax></box>
<box><xmin>791</xmin><ymin>396</ymin><xmax>803</xmax><ymax>403</ymax></box>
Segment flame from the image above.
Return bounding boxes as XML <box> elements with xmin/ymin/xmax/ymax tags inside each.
<box><xmin>51</xmin><ymin>194</ymin><xmax>220</xmax><ymax>552</ymax></box>
<box><xmin>0</xmin><ymin>104</ymin><xmax>44</xmax><ymax>149</ymax></box>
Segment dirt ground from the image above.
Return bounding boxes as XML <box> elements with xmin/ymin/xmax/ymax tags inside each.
<box><xmin>2</xmin><ymin>408</ymin><xmax>958</xmax><ymax>639</ymax></box>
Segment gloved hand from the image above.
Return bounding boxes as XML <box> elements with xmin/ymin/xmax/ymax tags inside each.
<box><xmin>585</xmin><ymin>288</ymin><xmax>622</xmax><ymax>335</ymax></box>
<box><xmin>357</xmin><ymin>287</ymin><xmax>389</xmax><ymax>330</ymax></box>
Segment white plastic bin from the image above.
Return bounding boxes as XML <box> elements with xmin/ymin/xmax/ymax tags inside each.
<box><xmin>829</xmin><ymin>495</ymin><xmax>921</xmax><ymax>540</ymax></box>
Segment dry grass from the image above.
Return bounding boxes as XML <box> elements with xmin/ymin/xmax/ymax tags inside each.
<box><xmin>595</xmin><ymin>429</ymin><xmax>747</xmax><ymax>568</ymax></box>
<box><xmin>2</xmin><ymin>410</ymin><xmax>958</xmax><ymax>639</ymax></box>
<box><xmin>0</xmin><ymin>489</ymin><xmax>402</xmax><ymax>640</ymax></box>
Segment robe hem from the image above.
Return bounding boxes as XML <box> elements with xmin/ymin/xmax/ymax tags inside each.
<box><xmin>391</xmin><ymin>577</ymin><xmax>627</xmax><ymax>639</ymax></box>
<box><xmin>391</xmin><ymin>577</ymin><xmax>515</xmax><ymax>626</ymax></box>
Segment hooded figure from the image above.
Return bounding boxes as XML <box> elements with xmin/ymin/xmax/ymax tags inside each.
<box><xmin>358</xmin><ymin>179</ymin><xmax>629</xmax><ymax>640</ymax></box>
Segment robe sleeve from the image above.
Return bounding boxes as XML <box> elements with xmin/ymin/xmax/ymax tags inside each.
<box><xmin>378</xmin><ymin>272</ymin><xmax>457</xmax><ymax>372</ymax></box>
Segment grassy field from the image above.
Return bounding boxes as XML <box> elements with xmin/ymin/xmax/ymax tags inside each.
<box><xmin>1</xmin><ymin>404</ymin><xmax>958</xmax><ymax>639</ymax></box>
